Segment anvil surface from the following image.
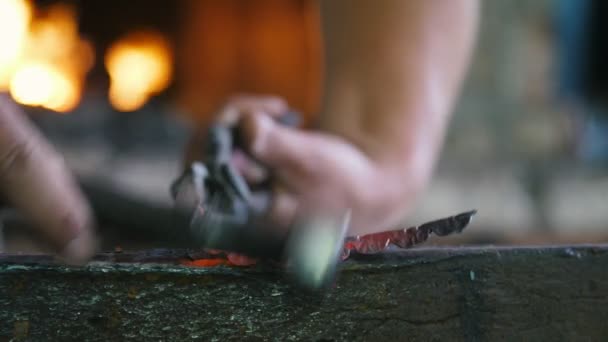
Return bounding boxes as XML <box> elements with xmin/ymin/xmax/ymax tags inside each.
<box><xmin>1</xmin><ymin>245</ymin><xmax>608</xmax><ymax>341</ymax></box>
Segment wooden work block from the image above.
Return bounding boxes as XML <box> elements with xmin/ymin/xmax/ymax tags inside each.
<box><xmin>1</xmin><ymin>246</ymin><xmax>607</xmax><ymax>341</ymax></box>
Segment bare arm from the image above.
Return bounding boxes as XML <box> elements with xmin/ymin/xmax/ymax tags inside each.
<box><xmin>303</xmin><ymin>0</ymin><xmax>480</xmax><ymax>231</ymax></box>
<box><xmin>319</xmin><ymin>0</ymin><xmax>479</xmax><ymax>196</ymax></box>
<box><xmin>0</xmin><ymin>96</ymin><xmax>96</xmax><ymax>262</ymax></box>
<box><xmin>217</xmin><ymin>1</ymin><xmax>479</xmax><ymax>235</ymax></box>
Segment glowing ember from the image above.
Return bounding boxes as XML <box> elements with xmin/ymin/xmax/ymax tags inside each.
<box><xmin>0</xmin><ymin>0</ymin><xmax>94</xmax><ymax>113</ymax></box>
<box><xmin>0</xmin><ymin>0</ymin><xmax>32</xmax><ymax>88</ymax></box>
<box><xmin>179</xmin><ymin>251</ymin><xmax>258</xmax><ymax>268</ymax></box>
<box><xmin>105</xmin><ymin>30</ymin><xmax>172</xmax><ymax>112</ymax></box>
<box><xmin>0</xmin><ymin>1</ymin><xmax>173</xmax><ymax>113</ymax></box>
<box><xmin>180</xmin><ymin>258</ymin><xmax>230</xmax><ymax>268</ymax></box>
<box><xmin>10</xmin><ymin>62</ymin><xmax>79</xmax><ymax>112</ymax></box>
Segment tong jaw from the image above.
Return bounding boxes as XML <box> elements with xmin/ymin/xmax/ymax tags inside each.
<box><xmin>171</xmin><ymin>125</ymin><xmax>255</xmax><ymax>227</ymax></box>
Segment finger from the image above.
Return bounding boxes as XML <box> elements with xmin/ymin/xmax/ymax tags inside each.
<box><xmin>239</xmin><ymin>112</ymin><xmax>370</xmax><ymax>217</ymax></box>
<box><xmin>184</xmin><ymin>95</ymin><xmax>288</xmax><ymax>166</ymax></box>
<box><xmin>239</xmin><ymin>112</ymin><xmax>326</xmax><ymax>189</ymax></box>
<box><xmin>267</xmin><ymin>188</ymin><xmax>298</xmax><ymax>230</ymax></box>
<box><xmin>230</xmin><ymin>149</ymin><xmax>268</xmax><ymax>185</ymax></box>
<box><xmin>0</xmin><ymin>96</ymin><xmax>97</xmax><ymax>263</ymax></box>
<box><xmin>217</xmin><ymin>94</ymin><xmax>288</xmax><ymax>126</ymax></box>
<box><xmin>226</xmin><ymin>253</ymin><xmax>258</xmax><ymax>266</ymax></box>
<box><xmin>230</xmin><ymin>94</ymin><xmax>287</xmax><ymax>114</ymax></box>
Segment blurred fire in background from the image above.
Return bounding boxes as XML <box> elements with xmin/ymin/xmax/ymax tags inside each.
<box><xmin>0</xmin><ymin>0</ymin><xmax>172</xmax><ymax>113</ymax></box>
<box><xmin>0</xmin><ymin>0</ymin><xmax>607</xmax><ymax>252</ymax></box>
<box><xmin>105</xmin><ymin>30</ymin><xmax>172</xmax><ymax>112</ymax></box>
<box><xmin>0</xmin><ymin>0</ymin><xmax>317</xmax><ymax>121</ymax></box>
<box><xmin>0</xmin><ymin>0</ymin><xmax>31</xmax><ymax>89</ymax></box>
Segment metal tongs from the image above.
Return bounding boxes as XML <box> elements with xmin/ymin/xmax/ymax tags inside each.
<box><xmin>170</xmin><ymin>111</ymin><xmax>476</xmax><ymax>290</ymax></box>
<box><xmin>171</xmin><ymin>112</ymin><xmax>303</xmax><ymax>259</ymax></box>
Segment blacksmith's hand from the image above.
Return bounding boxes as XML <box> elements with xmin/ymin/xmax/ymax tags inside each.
<box><xmin>236</xmin><ymin>104</ymin><xmax>419</xmax><ymax>237</ymax></box>
<box><xmin>191</xmin><ymin>95</ymin><xmax>421</xmax><ymax>237</ymax></box>
<box><xmin>0</xmin><ymin>95</ymin><xmax>96</xmax><ymax>263</ymax></box>
<box><xmin>212</xmin><ymin>0</ymin><xmax>478</xmax><ymax>237</ymax></box>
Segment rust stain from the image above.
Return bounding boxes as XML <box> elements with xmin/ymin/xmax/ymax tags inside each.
<box><xmin>108</xmin><ymin>307</ymin><xmax>122</xmax><ymax>329</ymax></box>
<box><xmin>11</xmin><ymin>278</ymin><xmax>25</xmax><ymax>295</ymax></box>
<box><xmin>127</xmin><ymin>286</ymin><xmax>138</xmax><ymax>299</ymax></box>
<box><xmin>13</xmin><ymin>320</ymin><xmax>29</xmax><ymax>339</ymax></box>
<box><xmin>180</xmin><ymin>258</ymin><xmax>230</xmax><ymax>267</ymax></box>
<box><xmin>144</xmin><ymin>274</ymin><xmax>160</xmax><ymax>282</ymax></box>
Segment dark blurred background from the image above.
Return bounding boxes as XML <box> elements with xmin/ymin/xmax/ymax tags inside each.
<box><xmin>1</xmin><ymin>0</ymin><xmax>607</xmax><ymax>249</ymax></box>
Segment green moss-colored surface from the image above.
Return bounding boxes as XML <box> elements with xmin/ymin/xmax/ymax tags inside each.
<box><xmin>1</xmin><ymin>246</ymin><xmax>608</xmax><ymax>341</ymax></box>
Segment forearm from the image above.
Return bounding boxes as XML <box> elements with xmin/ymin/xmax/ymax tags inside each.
<box><xmin>211</xmin><ymin>2</ymin><xmax>479</xmax><ymax>234</ymax></box>
<box><xmin>319</xmin><ymin>0</ymin><xmax>479</xmax><ymax>176</ymax></box>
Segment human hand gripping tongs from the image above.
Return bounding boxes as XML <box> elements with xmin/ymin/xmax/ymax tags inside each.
<box><xmin>170</xmin><ymin>111</ymin><xmax>476</xmax><ymax>290</ymax></box>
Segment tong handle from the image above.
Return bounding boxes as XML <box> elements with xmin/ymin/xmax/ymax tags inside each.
<box><xmin>275</xmin><ymin>110</ymin><xmax>302</xmax><ymax>128</ymax></box>
<box><xmin>231</xmin><ymin>110</ymin><xmax>301</xmax><ymax>151</ymax></box>
<box><xmin>231</xmin><ymin>110</ymin><xmax>302</xmax><ymax>207</ymax></box>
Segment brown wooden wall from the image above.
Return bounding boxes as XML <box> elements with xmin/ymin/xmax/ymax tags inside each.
<box><xmin>176</xmin><ymin>0</ymin><xmax>323</xmax><ymax>126</ymax></box>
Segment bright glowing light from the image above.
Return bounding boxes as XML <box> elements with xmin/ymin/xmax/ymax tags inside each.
<box><xmin>27</xmin><ymin>4</ymin><xmax>78</xmax><ymax>60</ymax></box>
<box><xmin>10</xmin><ymin>63</ymin><xmax>57</xmax><ymax>106</ymax></box>
<box><xmin>9</xmin><ymin>63</ymin><xmax>79</xmax><ymax>112</ymax></box>
<box><xmin>1</xmin><ymin>2</ymin><xmax>173</xmax><ymax>113</ymax></box>
<box><xmin>0</xmin><ymin>0</ymin><xmax>32</xmax><ymax>89</ymax></box>
<box><xmin>105</xmin><ymin>30</ymin><xmax>173</xmax><ymax>112</ymax></box>
<box><xmin>1</xmin><ymin>1</ymin><xmax>93</xmax><ymax>113</ymax></box>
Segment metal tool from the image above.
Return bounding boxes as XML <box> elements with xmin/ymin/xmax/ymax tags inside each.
<box><xmin>170</xmin><ymin>111</ymin><xmax>353</xmax><ymax>289</ymax></box>
<box><xmin>170</xmin><ymin>112</ymin><xmax>303</xmax><ymax>259</ymax></box>
<box><xmin>170</xmin><ymin>111</ymin><xmax>477</xmax><ymax>290</ymax></box>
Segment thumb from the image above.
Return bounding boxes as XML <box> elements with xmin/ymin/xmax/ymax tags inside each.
<box><xmin>0</xmin><ymin>96</ymin><xmax>97</xmax><ymax>263</ymax></box>
<box><xmin>240</xmin><ymin>113</ymin><xmax>364</xmax><ymax>228</ymax></box>
<box><xmin>240</xmin><ymin>112</ymin><xmax>320</xmax><ymax>186</ymax></box>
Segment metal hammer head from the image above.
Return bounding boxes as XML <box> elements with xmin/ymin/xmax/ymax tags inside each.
<box><xmin>284</xmin><ymin>210</ymin><xmax>351</xmax><ymax>291</ymax></box>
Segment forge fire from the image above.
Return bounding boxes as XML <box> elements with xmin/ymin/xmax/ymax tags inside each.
<box><xmin>0</xmin><ymin>0</ymin><xmax>172</xmax><ymax>113</ymax></box>
<box><xmin>2</xmin><ymin>1</ymin><xmax>608</xmax><ymax>339</ymax></box>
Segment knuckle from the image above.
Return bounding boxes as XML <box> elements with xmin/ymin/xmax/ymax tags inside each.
<box><xmin>260</xmin><ymin>95</ymin><xmax>285</xmax><ymax>105</ymax></box>
<box><xmin>0</xmin><ymin>139</ymin><xmax>35</xmax><ymax>180</ymax></box>
<box><xmin>226</xmin><ymin>94</ymin><xmax>255</xmax><ymax>109</ymax></box>
<box><xmin>226</xmin><ymin>93</ymin><xmax>249</xmax><ymax>103</ymax></box>
<box><xmin>294</xmin><ymin>152</ymin><xmax>326</xmax><ymax>185</ymax></box>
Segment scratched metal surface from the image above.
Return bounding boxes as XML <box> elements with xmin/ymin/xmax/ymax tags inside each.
<box><xmin>1</xmin><ymin>246</ymin><xmax>608</xmax><ymax>341</ymax></box>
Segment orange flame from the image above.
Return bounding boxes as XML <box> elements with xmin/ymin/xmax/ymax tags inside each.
<box><xmin>105</xmin><ymin>30</ymin><xmax>172</xmax><ymax>112</ymax></box>
<box><xmin>0</xmin><ymin>1</ymin><xmax>94</xmax><ymax>113</ymax></box>
<box><xmin>0</xmin><ymin>0</ymin><xmax>32</xmax><ymax>88</ymax></box>
<box><xmin>0</xmin><ymin>1</ymin><xmax>173</xmax><ymax>113</ymax></box>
